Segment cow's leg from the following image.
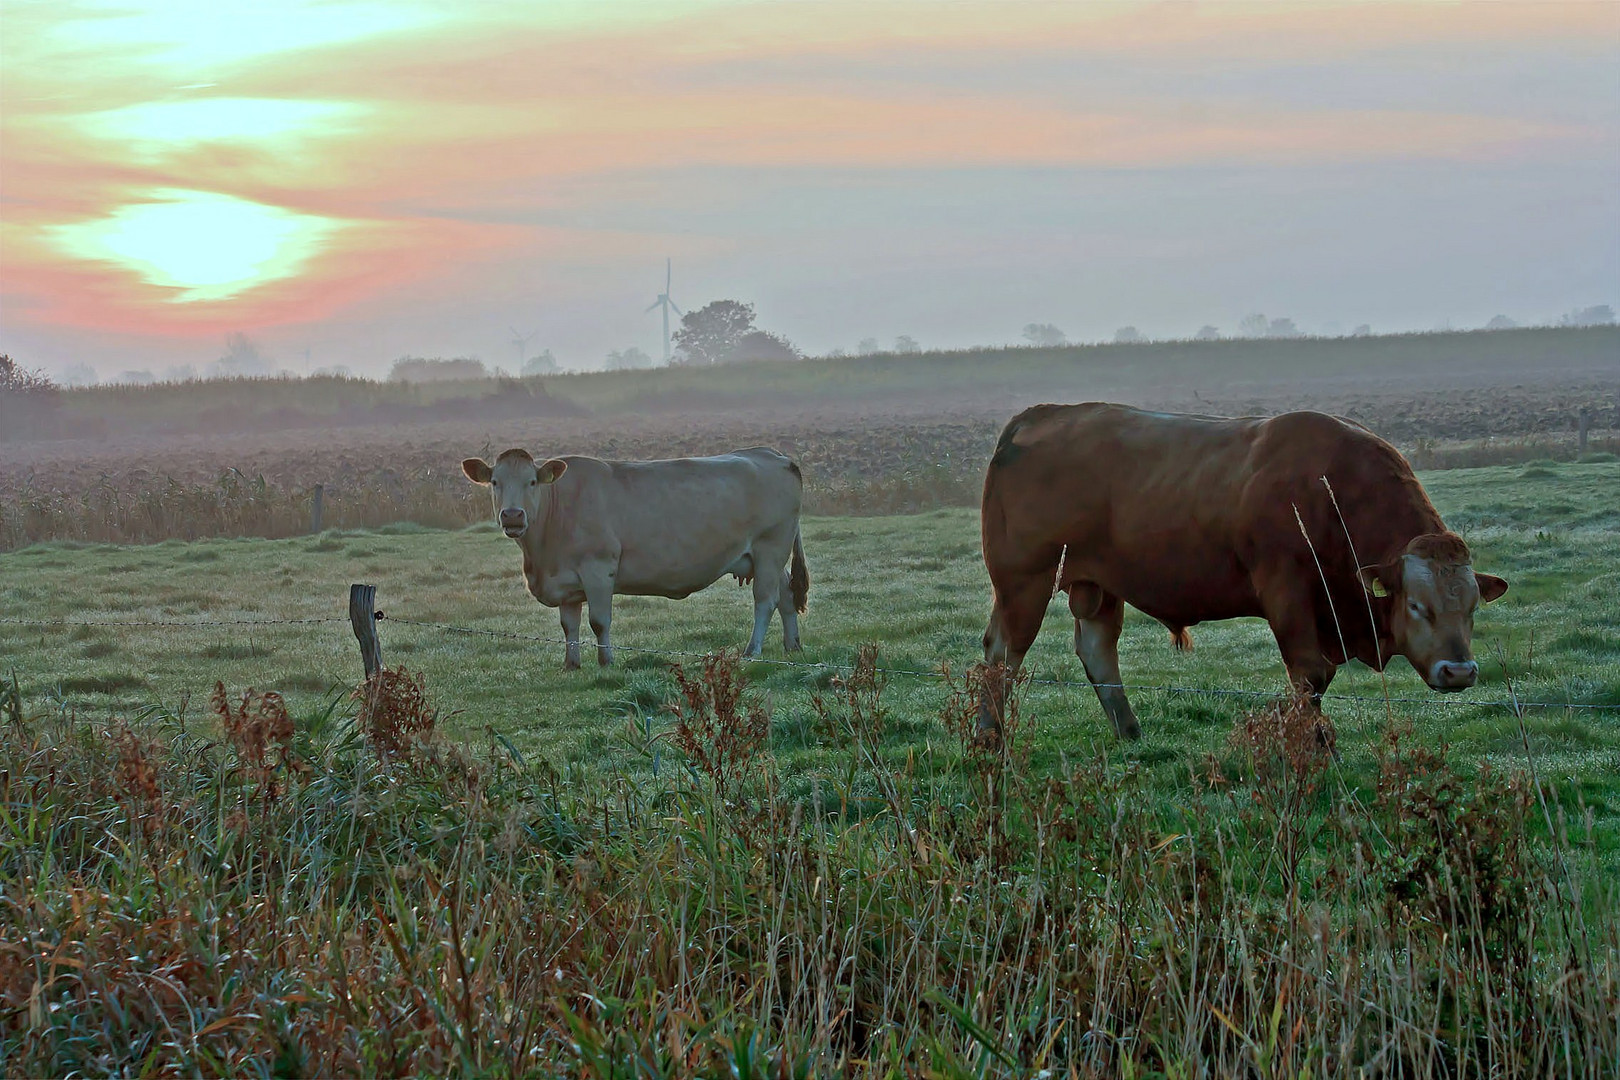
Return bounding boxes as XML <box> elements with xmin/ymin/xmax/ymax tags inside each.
<box><xmin>559</xmin><ymin>602</ymin><xmax>583</xmax><ymax>670</ymax></box>
<box><xmin>775</xmin><ymin>568</ymin><xmax>802</xmax><ymax>653</ymax></box>
<box><xmin>1255</xmin><ymin>577</ymin><xmax>1337</xmax><ymax>707</ymax></box>
<box><xmin>746</xmin><ymin>564</ymin><xmax>782</xmax><ymax>657</ymax></box>
<box><xmin>583</xmin><ymin>579</ymin><xmax>614</xmax><ymax>667</ymax></box>
<box><xmin>977</xmin><ymin>569</ymin><xmax>1054</xmax><ymax>738</ymax></box>
<box><xmin>1069</xmin><ymin>583</ymin><xmax>1141</xmax><ymax>740</ymax></box>
<box><xmin>1255</xmin><ymin>568</ymin><xmax>1341</xmax><ymax>754</ymax></box>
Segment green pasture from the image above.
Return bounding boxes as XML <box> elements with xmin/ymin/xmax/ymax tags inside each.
<box><xmin>5</xmin><ymin>460</ymin><xmax>1618</xmax><ymax>858</ymax></box>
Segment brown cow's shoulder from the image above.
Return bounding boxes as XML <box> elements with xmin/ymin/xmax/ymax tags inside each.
<box><xmin>1246</xmin><ymin>410</ymin><xmax>1444</xmax><ymax>565</ymax></box>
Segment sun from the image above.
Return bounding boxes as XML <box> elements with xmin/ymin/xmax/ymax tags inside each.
<box><xmin>50</xmin><ymin>190</ymin><xmax>344</xmax><ymax>303</ymax></box>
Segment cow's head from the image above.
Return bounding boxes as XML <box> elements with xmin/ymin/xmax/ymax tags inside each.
<box><xmin>1361</xmin><ymin>532</ymin><xmax>1508</xmax><ymax>692</ymax></box>
<box><xmin>461</xmin><ymin>449</ymin><xmax>567</xmax><ymax>538</ymax></box>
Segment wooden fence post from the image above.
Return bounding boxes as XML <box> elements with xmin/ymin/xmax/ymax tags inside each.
<box><xmin>311</xmin><ymin>484</ymin><xmax>324</xmax><ymax>534</ymax></box>
<box><xmin>1577</xmin><ymin>410</ymin><xmax>1589</xmax><ymax>456</ymax></box>
<box><xmin>349</xmin><ymin>583</ymin><xmax>382</xmax><ymax>678</ymax></box>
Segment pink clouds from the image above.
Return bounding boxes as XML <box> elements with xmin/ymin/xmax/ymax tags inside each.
<box><xmin>1</xmin><ymin>1</ymin><xmax>1613</xmax><ymax>361</ymax></box>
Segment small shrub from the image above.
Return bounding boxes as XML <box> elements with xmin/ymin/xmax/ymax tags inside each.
<box><xmin>667</xmin><ymin>650</ymin><xmax>770</xmax><ymax>803</ymax></box>
<box><xmin>1371</xmin><ymin>725</ymin><xmax>1537</xmax><ymax>975</ymax></box>
<box><xmin>937</xmin><ymin>661</ymin><xmax>1033</xmax><ymax>867</ymax></box>
<box><xmin>354</xmin><ymin>666</ymin><xmax>436</xmax><ymax>764</ymax></box>
<box><xmin>1227</xmin><ymin>697</ymin><xmax>1337</xmax><ymax>908</ymax></box>
<box><xmin>111</xmin><ymin>722</ymin><xmax>165</xmax><ymax>834</ymax></box>
<box><xmin>809</xmin><ymin>642</ymin><xmax>887</xmax><ymax>744</ymax></box>
<box><xmin>213</xmin><ymin>682</ymin><xmax>302</xmax><ymax>804</ymax></box>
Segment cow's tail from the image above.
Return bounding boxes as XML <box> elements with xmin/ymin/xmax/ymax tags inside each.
<box><xmin>790</xmin><ymin>525</ymin><xmax>810</xmax><ymax>613</ymax></box>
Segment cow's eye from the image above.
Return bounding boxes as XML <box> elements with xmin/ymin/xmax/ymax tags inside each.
<box><xmin>529</xmin><ymin>478</ymin><xmax>537</xmax><ymax>487</ymax></box>
<box><xmin>1407</xmin><ymin>600</ymin><xmax>1428</xmax><ymax>621</ymax></box>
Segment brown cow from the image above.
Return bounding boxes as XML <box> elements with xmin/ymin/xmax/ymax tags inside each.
<box><xmin>978</xmin><ymin>404</ymin><xmax>1508</xmax><ymax>739</ymax></box>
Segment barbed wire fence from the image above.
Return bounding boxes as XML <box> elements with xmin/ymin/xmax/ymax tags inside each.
<box><xmin>3</xmin><ymin>585</ymin><xmax>1612</xmax><ymax>714</ymax></box>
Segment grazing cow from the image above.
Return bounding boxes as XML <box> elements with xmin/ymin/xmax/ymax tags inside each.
<box><xmin>978</xmin><ymin>404</ymin><xmax>1508</xmax><ymax>740</ymax></box>
<box><xmin>462</xmin><ymin>446</ymin><xmax>809</xmax><ymax>667</ymax></box>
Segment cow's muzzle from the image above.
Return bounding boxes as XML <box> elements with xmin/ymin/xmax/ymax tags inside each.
<box><xmin>499</xmin><ymin>508</ymin><xmax>527</xmax><ymax>537</ymax></box>
<box><xmin>1428</xmin><ymin>659</ymin><xmax>1478</xmax><ymax>692</ymax></box>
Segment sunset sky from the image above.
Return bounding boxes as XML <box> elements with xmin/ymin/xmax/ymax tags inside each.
<box><xmin>2</xmin><ymin>1</ymin><xmax>1616</xmax><ymax>379</ymax></box>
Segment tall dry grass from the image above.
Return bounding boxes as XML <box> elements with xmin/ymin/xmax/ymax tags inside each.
<box><xmin>0</xmin><ymin>465</ymin><xmax>985</xmax><ymax>550</ymax></box>
<box><xmin>0</xmin><ymin>468</ymin><xmax>486</xmax><ymax>549</ymax></box>
<box><xmin>1</xmin><ymin>654</ymin><xmax>1612</xmax><ymax>1076</ymax></box>
<box><xmin>8</xmin><ymin>434</ymin><xmax>1615</xmax><ymax>551</ymax></box>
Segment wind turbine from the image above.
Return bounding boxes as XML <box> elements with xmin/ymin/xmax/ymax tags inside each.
<box><xmin>644</xmin><ymin>258</ymin><xmax>682</xmax><ymax>362</ymax></box>
<box><xmin>509</xmin><ymin>327</ymin><xmax>538</xmax><ymax>372</ymax></box>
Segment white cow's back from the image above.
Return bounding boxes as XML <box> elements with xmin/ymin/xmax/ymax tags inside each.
<box><xmin>540</xmin><ymin>447</ymin><xmax>801</xmax><ymax>600</ymax></box>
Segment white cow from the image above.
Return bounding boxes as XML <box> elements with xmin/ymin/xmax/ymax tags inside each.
<box><xmin>462</xmin><ymin>446</ymin><xmax>809</xmax><ymax>667</ymax></box>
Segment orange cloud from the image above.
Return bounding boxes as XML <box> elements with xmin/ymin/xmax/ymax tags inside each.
<box><xmin>1</xmin><ymin>0</ymin><xmax>1613</xmax><ymax>344</ymax></box>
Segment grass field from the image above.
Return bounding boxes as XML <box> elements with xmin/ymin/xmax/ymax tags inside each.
<box><xmin>7</xmin><ymin>460</ymin><xmax>1617</xmax><ymax>789</ymax></box>
<box><xmin>3</xmin><ymin>459</ymin><xmax>1617</xmax><ymax>1074</ymax></box>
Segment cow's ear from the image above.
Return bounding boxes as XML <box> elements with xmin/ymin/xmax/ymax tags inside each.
<box><xmin>462</xmin><ymin>458</ymin><xmax>492</xmax><ymax>484</ymax></box>
<box><xmin>537</xmin><ymin>458</ymin><xmax>567</xmax><ymax>484</ymax></box>
<box><xmin>1359</xmin><ymin>563</ymin><xmax>1394</xmax><ymax>598</ymax></box>
<box><xmin>1476</xmin><ymin>572</ymin><xmax>1508</xmax><ymax>603</ymax></box>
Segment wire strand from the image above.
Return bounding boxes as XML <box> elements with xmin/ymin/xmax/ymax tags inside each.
<box><xmin>381</xmin><ymin>617</ymin><xmax>1612</xmax><ymax>712</ymax></box>
<box><xmin>3</xmin><ymin>613</ymin><xmax>1609</xmax><ymax>712</ymax></box>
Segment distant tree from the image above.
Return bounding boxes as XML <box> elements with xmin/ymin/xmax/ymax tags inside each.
<box><xmin>1561</xmin><ymin>304</ymin><xmax>1615</xmax><ymax>327</ymax></box>
<box><xmin>1265</xmin><ymin>317</ymin><xmax>1301</xmax><ymax>339</ymax></box>
<box><xmin>733</xmin><ymin>329</ymin><xmax>800</xmax><ymax>363</ymax></box>
<box><xmin>856</xmin><ymin>337</ymin><xmax>881</xmax><ymax>355</ymax></box>
<box><xmin>59</xmin><ymin>363</ymin><xmax>98</xmax><ymax>387</ymax></box>
<box><xmin>1238</xmin><ymin>313</ymin><xmax>1270</xmax><ymax>338</ymax></box>
<box><xmin>1350</xmin><ymin>324</ymin><xmax>1372</xmax><ymax>337</ymax></box>
<box><xmin>209</xmin><ymin>332</ymin><xmax>272</xmax><ymax>379</ymax></box>
<box><xmin>1</xmin><ymin>354</ymin><xmax>55</xmax><ymax>395</ymax></box>
<box><xmin>163</xmin><ymin>363</ymin><xmax>199</xmax><ymax>382</ymax></box>
<box><xmin>1484</xmin><ymin>315</ymin><xmax>1517</xmax><ymax>331</ymax></box>
<box><xmin>826</xmin><ymin>346</ymin><xmax>848</xmax><ymax>358</ymax></box>
<box><xmin>604</xmin><ymin>346</ymin><xmax>653</xmax><ymax>371</ymax></box>
<box><xmin>0</xmin><ymin>355</ymin><xmax>61</xmax><ymax>441</ymax></box>
<box><xmin>1195</xmin><ymin>325</ymin><xmax>1220</xmax><ymax>341</ymax></box>
<box><xmin>893</xmin><ymin>334</ymin><xmax>921</xmax><ymax>353</ymax></box>
<box><xmin>521</xmin><ymin>349</ymin><xmax>558</xmax><ymax>376</ymax></box>
<box><xmin>313</xmin><ymin>365</ymin><xmax>354</xmax><ymax>379</ymax></box>
<box><xmin>113</xmin><ymin>370</ymin><xmax>154</xmax><ymax>385</ymax></box>
<box><xmin>674</xmin><ymin>300</ymin><xmax>758</xmax><ymax>365</ymax></box>
<box><xmin>1114</xmin><ymin>326</ymin><xmax>1143</xmax><ymax>344</ymax></box>
<box><xmin>1022</xmin><ymin>322</ymin><xmax>1067</xmax><ymax>346</ymax></box>
<box><xmin>390</xmin><ymin>356</ymin><xmax>487</xmax><ymax>382</ymax></box>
